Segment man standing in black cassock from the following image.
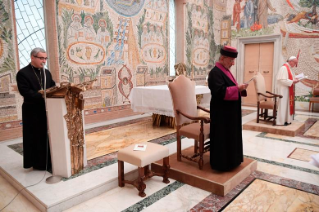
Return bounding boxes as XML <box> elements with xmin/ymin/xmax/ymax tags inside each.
<box><xmin>16</xmin><ymin>48</ymin><xmax>56</xmax><ymax>171</ymax></box>
<box><xmin>208</xmin><ymin>46</ymin><xmax>248</xmax><ymax>171</ymax></box>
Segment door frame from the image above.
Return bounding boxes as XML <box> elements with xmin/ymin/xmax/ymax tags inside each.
<box><xmin>236</xmin><ymin>34</ymin><xmax>282</xmax><ymax>95</ymax></box>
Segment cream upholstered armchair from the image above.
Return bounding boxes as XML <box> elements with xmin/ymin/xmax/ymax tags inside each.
<box><xmin>253</xmin><ymin>72</ymin><xmax>282</xmax><ymax>125</ymax></box>
<box><xmin>168</xmin><ymin>75</ymin><xmax>210</xmax><ymax>169</ymax></box>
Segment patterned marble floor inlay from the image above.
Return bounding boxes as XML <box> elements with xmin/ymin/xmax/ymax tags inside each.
<box><xmin>245</xmin><ymin>155</ymin><xmax>319</xmax><ymax>175</ymax></box>
<box><xmin>297</xmin><ymin>118</ymin><xmax>319</xmax><ymax>139</ymax></box>
<box><xmin>257</xmin><ymin>132</ymin><xmax>319</xmax><ymax>147</ymax></box>
<box><xmin>304</xmin><ymin>119</ymin><xmax>319</xmax><ymax>138</ymax></box>
<box><xmin>222</xmin><ymin>179</ymin><xmax>319</xmax><ymax>212</ymax></box>
<box><xmin>85</xmin><ymin>117</ymin><xmax>152</xmax><ymax>134</ymax></box>
<box><xmin>85</xmin><ymin>119</ymin><xmax>175</xmax><ymax>160</ymax></box>
<box><xmin>288</xmin><ymin>148</ymin><xmax>319</xmax><ymax>162</ymax></box>
<box><xmin>122</xmin><ymin>181</ymin><xmax>185</xmax><ymax>212</ymax></box>
<box><xmin>254</xmin><ymin>117</ymin><xmax>319</xmax><ymax>142</ymax></box>
<box><xmin>190</xmin><ymin>171</ymin><xmax>319</xmax><ymax>212</ymax></box>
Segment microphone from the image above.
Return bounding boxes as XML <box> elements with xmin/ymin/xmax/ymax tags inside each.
<box><xmin>42</xmin><ymin>63</ymin><xmax>46</xmax><ymax>100</ymax></box>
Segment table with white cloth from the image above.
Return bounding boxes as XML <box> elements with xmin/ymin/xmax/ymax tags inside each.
<box><xmin>129</xmin><ymin>85</ymin><xmax>211</xmax><ymax>127</ymax></box>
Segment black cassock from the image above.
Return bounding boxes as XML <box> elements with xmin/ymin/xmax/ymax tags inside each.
<box><xmin>208</xmin><ymin>65</ymin><xmax>244</xmax><ymax>171</ymax></box>
<box><xmin>16</xmin><ymin>64</ymin><xmax>55</xmax><ymax>170</ymax></box>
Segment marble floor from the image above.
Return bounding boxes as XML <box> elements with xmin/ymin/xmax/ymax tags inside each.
<box><xmin>1</xmin><ymin>107</ymin><xmax>319</xmax><ymax>212</ymax></box>
<box><xmin>85</xmin><ymin>118</ymin><xmax>175</xmax><ymax>159</ymax></box>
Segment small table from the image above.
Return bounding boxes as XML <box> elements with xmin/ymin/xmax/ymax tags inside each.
<box><xmin>129</xmin><ymin>85</ymin><xmax>211</xmax><ymax>127</ymax></box>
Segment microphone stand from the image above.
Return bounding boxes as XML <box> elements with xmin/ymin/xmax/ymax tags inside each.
<box><xmin>42</xmin><ymin>63</ymin><xmax>62</xmax><ymax>184</ymax></box>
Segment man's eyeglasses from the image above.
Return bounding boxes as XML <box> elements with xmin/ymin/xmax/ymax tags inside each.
<box><xmin>34</xmin><ymin>56</ymin><xmax>48</xmax><ymax>60</ymax></box>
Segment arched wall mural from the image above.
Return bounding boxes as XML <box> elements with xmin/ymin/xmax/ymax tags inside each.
<box><xmin>185</xmin><ymin>0</ymin><xmax>218</xmax><ymax>80</ymax></box>
<box><xmin>57</xmin><ymin>0</ymin><xmax>170</xmax><ymax>109</ymax></box>
<box><xmin>0</xmin><ymin>0</ymin><xmax>19</xmax><ymax>127</ymax></box>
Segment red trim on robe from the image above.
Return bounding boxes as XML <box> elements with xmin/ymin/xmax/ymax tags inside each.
<box><xmin>284</xmin><ymin>64</ymin><xmax>294</xmax><ymax>115</ymax></box>
<box><xmin>215</xmin><ymin>62</ymin><xmax>239</xmax><ymax>101</ymax></box>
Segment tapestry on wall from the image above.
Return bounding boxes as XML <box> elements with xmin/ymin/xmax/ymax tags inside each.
<box><xmin>0</xmin><ymin>0</ymin><xmax>18</xmax><ymax>123</ymax></box>
<box><xmin>185</xmin><ymin>0</ymin><xmax>218</xmax><ymax>82</ymax></box>
<box><xmin>57</xmin><ymin>0</ymin><xmax>169</xmax><ymax>109</ymax></box>
<box><xmin>226</xmin><ymin>0</ymin><xmax>318</xmax><ymax>104</ymax></box>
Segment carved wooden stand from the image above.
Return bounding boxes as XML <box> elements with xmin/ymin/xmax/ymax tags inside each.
<box><xmin>118</xmin><ymin>157</ymin><xmax>170</xmax><ymax>197</ymax></box>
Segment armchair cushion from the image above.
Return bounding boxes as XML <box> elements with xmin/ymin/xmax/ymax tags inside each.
<box><xmin>179</xmin><ymin>123</ymin><xmax>210</xmax><ymax>141</ymax></box>
<box><xmin>259</xmin><ymin>101</ymin><xmax>276</xmax><ymax>110</ymax></box>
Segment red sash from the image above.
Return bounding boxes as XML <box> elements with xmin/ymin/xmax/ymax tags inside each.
<box><xmin>283</xmin><ymin>64</ymin><xmax>294</xmax><ymax>115</ymax></box>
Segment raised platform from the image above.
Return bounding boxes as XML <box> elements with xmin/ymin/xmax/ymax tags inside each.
<box><xmin>0</xmin><ymin>138</ymin><xmax>195</xmax><ymax>212</ymax></box>
<box><xmin>151</xmin><ymin>146</ymin><xmax>257</xmax><ymax>196</ymax></box>
<box><xmin>243</xmin><ymin>119</ymin><xmax>305</xmax><ymax>137</ymax></box>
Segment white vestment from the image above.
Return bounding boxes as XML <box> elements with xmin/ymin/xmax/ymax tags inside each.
<box><xmin>276</xmin><ymin>63</ymin><xmax>295</xmax><ymax>125</ymax></box>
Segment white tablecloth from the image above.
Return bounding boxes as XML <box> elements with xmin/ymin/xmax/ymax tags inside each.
<box><xmin>129</xmin><ymin>85</ymin><xmax>211</xmax><ymax>117</ymax></box>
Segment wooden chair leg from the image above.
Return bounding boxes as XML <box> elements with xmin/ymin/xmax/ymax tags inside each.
<box><xmin>198</xmin><ymin>138</ymin><xmax>204</xmax><ymax>170</ymax></box>
<box><xmin>312</xmin><ymin>102</ymin><xmax>314</xmax><ymax>112</ymax></box>
<box><xmin>162</xmin><ymin>157</ymin><xmax>170</xmax><ymax>184</ymax></box>
<box><xmin>194</xmin><ymin>139</ymin><xmax>198</xmax><ymax>154</ymax></box>
<box><xmin>138</xmin><ymin>167</ymin><xmax>146</xmax><ymax>197</ymax></box>
<box><xmin>177</xmin><ymin>133</ymin><xmax>181</xmax><ymax>161</ymax></box>
<box><xmin>264</xmin><ymin>109</ymin><xmax>268</xmax><ymax>121</ymax></box>
<box><xmin>309</xmin><ymin>101</ymin><xmax>311</xmax><ymax>112</ymax></box>
<box><xmin>257</xmin><ymin>104</ymin><xmax>260</xmax><ymax>123</ymax></box>
<box><xmin>118</xmin><ymin>160</ymin><xmax>124</xmax><ymax>187</ymax></box>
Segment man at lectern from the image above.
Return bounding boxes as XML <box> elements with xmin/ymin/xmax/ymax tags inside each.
<box><xmin>208</xmin><ymin>46</ymin><xmax>248</xmax><ymax>171</ymax></box>
<box><xmin>16</xmin><ymin>48</ymin><xmax>56</xmax><ymax>171</ymax></box>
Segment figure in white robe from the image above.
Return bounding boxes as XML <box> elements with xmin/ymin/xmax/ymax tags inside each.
<box><xmin>83</xmin><ymin>16</ymin><xmax>96</xmax><ymax>41</ymax></box>
<box><xmin>96</xmin><ymin>19</ymin><xmax>110</xmax><ymax>46</ymax></box>
<box><xmin>141</xmin><ymin>25</ymin><xmax>149</xmax><ymax>47</ymax></box>
<box><xmin>148</xmin><ymin>25</ymin><xmax>156</xmax><ymax>43</ymax></box>
<box><xmin>276</xmin><ymin>56</ymin><xmax>299</xmax><ymax>126</ymax></box>
<box><xmin>203</xmin><ymin>33</ymin><xmax>209</xmax><ymax>50</ymax></box>
<box><xmin>67</xmin><ymin>14</ymin><xmax>83</xmax><ymax>43</ymax></box>
<box><xmin>193</xmin><ymin>29</ymin><xmax>200</xmax><ymax>46</ymax></box>
<box><xmin>195</xmin><ymin>5</ymin><xmax>202</xmax><ymax>19</ymax></box>
<box><xmin>155</xmin><ymin>25</ymin><xmax>163</xmax><ymax>45</ymax></box>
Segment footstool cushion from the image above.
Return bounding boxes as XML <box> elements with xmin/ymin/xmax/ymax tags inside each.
<box><xmin>118</xmin><ymin>142</ymin><xmax>169</xmax><ymax>167</ymax></box>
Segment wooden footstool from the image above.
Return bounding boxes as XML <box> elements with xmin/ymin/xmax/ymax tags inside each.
<box><xmin>117</xmin><ymin>142</ymin><xmax>170</xmax><ymax>197</ymax></box>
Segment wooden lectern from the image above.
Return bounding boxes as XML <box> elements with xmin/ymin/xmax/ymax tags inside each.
<box><xmin>44</xmin><ymin>81</ymin><xmax>95</xmax><ymax>178</ymax></box>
